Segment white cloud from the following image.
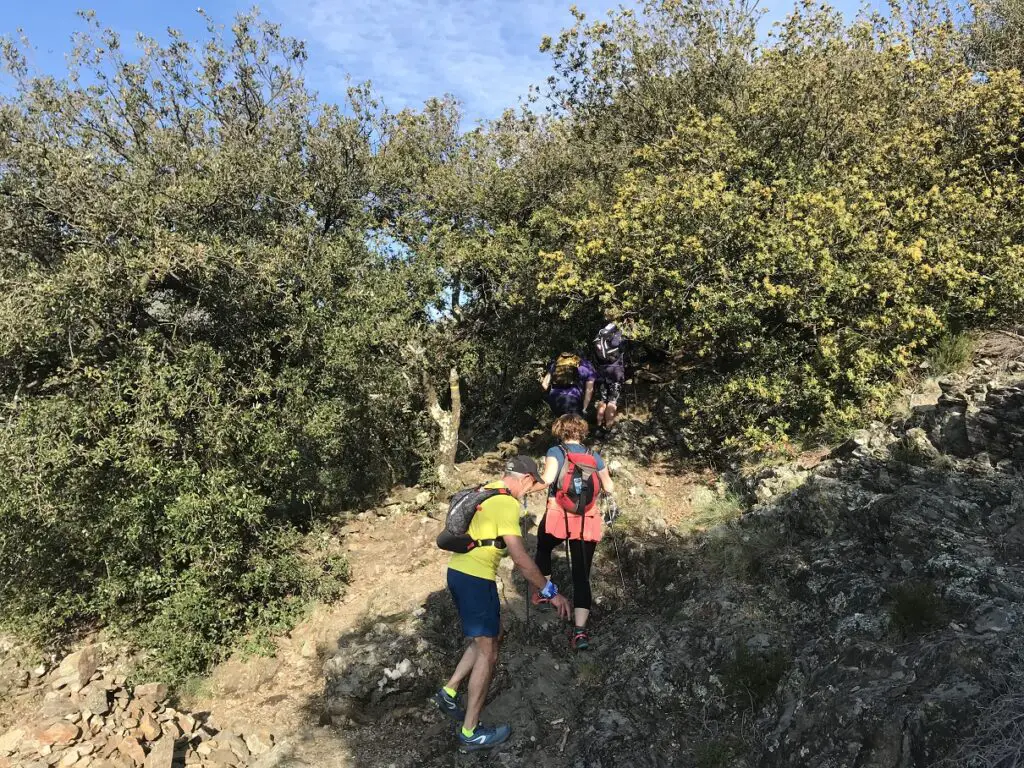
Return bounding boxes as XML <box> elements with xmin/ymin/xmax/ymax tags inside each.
<box><xmin>271</xmin><ymin>0</ymin><xmax>617</xmax><ymax>120</ymax></box>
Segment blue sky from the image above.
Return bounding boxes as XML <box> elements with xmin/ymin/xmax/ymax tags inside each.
<box><xmin>1</xmin><ymin>0</ymin><xmax>862</xmax><ymax>123</ymax></box>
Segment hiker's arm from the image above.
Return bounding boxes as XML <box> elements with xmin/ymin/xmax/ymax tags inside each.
<box><xmin>541</xmin><ymin>372</ymin><xmax>551</xmax><ymax>392</ymax></box>
<box><xmin>541</xmin><ymin>455</ymin><xmax>558</xmax><ymax>486</ymax></box>
<box><xmin>505</xmin><ymin>535</ymin><xmax>571</xmax><ymax>619</ymax></box>
<box><xmin>504</xmin><ymin>535</ymin><xmax>550</xmax><ymax>591</ymax></box>
<box><xmin>582</xmin><ymin>379</ymin><xmax>594</xmax><ymax>411</ymax></box>
<box><xmin>598</xmin><ymin>466</ymin><xmax>615</xmax><ymax>494</ymax></box>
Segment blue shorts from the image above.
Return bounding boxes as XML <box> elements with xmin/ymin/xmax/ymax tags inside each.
<box><xmin>447</xmin><ymin>569</ymin><xmax>500</xmax><ymax>638</ymax></box>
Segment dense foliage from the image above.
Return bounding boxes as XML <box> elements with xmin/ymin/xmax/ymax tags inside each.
<box><xmin>539</xmin><ymin>0</ymin><xmax>1024</xmax><ymax>449</ymax></box>
<box><xmin>1</xmin><ymin>0</ymin><xmax>1023</xmax><ymax>676</ymax></box>
<box><xmin>0</xmin><ymin>14</ymin><xmax>423</xmax><ymax>678</ymax></box>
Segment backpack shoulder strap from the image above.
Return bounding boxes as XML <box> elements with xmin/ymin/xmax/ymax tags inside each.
<box><xmin>477</xmin><ymin>486</ymin><xmax>512</xmax><ymax>505</ymax></box>
<box><xmin>555</xmin><ymin>445</ymin><xmax>572</xmax><ymax>488</ymax></box>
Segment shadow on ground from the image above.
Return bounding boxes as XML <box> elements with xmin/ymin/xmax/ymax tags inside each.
<box><xmin>295</xmin><ymin>377</ymin><xmax>1024</xmax><ymax>768</ymax></box>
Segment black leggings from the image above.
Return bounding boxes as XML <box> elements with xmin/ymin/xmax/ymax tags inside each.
<box><xmin>534</xmin><ymin>516</ymin><xmax>598</xmax><ymax>610</ymax></box>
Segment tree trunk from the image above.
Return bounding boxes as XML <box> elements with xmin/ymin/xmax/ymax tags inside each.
<box><xmin>437</xmin><ymin>367</ymin><xmax>460</xmax><ymax>487</ymax></box>
<box><xmin>409</xmin><ymin>342</ymin><xmax>461</xmax><ymax>489</ymax></box>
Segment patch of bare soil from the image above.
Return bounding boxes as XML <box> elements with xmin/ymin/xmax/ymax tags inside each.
<box><xmin>632</xmin><ymin>458</ymin><xmax>716</xmax><ymax>529</ymax></box>
<box><xmin>180</xmin><ymin>507</ymin><xmax>451</xmax><ymax>759</ymax></box>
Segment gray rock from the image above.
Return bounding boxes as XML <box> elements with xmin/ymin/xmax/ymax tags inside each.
<box><xmin>973</xmin><ymin>606</ymin><xmax>1013</xmax><ymax>633</ymax></box>
<box><xmin>80</xmin><ymin>685</ymin><xmax>110</xmax><ymax>716</ymax></box>
<box><xmin>143</xmin><ymin>739</ymin><xmax>174</xmax><ymax>768</ymax></box>
<box><xmin>248</xmin><ymin>741</ymin><xmax>293</xmax><ymax>768</ymax></box>
<box><xmin>54</xmin><ymin>646</ymin><xmax>99</xmax><ymax>689</ymax></box>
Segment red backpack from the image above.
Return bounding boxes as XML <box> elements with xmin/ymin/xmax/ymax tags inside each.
<box><xmin>553</xmin><ymin>446</ymin><xmax>602</xmax><ymax>523</ymax></box>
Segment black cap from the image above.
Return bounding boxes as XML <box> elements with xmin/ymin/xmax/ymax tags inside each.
<box><xmin>504</xmin><ymin>455</ymin><xmax>543</xmax><ymax>482</ymax></box>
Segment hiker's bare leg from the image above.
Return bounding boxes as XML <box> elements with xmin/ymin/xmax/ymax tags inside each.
<box><xmin>596</xmin><ymin>401</ymin><xmax>607</xmax><ymax>427</ymax></box>
<box><xmin>462</xmin><ymin>636</ymin><xmax>498</xmax><ymax>732</ymax></box>
<box><xmin>605</xmin><ymin>402</ymin><xmax>618</xmax><ymax>428</ymax></box>
<box><xmin>574</xmin><ymin>607</ymin><xmax>591</xmax><ymax>628</ymax></box>
<box><xmin>445</xmin><ymin>641</ymin><xmax>478</xmax><ymax>691</ymax></box>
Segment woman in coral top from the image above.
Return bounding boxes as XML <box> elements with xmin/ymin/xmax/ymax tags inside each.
<box><xmin>531</xmin><ymin>413</ymin><xmax>616</xmax><ymax>650</ymax></box>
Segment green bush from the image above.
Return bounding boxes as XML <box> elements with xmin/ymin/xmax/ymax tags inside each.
<box><xmin>0</xmin><ymin>14</ymin><xmax>411</xmax><ymax>680</ymax></box>
<box><xmin>538</xmin><ymin>0</ymin><xmax>1024</xmax><ymax>455</ymax></box>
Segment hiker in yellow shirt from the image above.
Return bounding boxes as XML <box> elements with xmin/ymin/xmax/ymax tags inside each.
<box><xmin>434</xmin><ymin>455</ymin><xmax>571</xmax><ymax>752</ymax></box>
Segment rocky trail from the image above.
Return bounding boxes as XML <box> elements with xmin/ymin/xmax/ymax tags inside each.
<box><xmin>4</xmin><ymin>332</ymin><xmax>1024</xmax><ymax>767</ymax></box>
<box><xmin>0</xmin><ymin>420</ymin><xmax>710</xmax><ymax>768</ymax></box>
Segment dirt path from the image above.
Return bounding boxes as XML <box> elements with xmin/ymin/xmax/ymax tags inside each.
<box><xmin>176</xmin><ymin>436</ymin><xmax>708</xmax><ymax>767</ymax></box>
<box><xmin>181</xmin><ymin>506</ymin><xmax>454</xmax><ymax>765</ymax></box>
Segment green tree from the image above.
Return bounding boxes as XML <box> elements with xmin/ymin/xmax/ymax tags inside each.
<box><xmin>0</xmin><ymin>12</ymin><xmax>424</xmax><ymax>678</ymax></box>
<box><xmin>538</xmin><ymin>0</ymin><xmax>1024</xmax><ymax>451</ymax></box>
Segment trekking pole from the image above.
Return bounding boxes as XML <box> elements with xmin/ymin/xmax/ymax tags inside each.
<box><xmin>610</xmin><ymin>533</ymin><xmax>628</xmax><ymax>595</ymax></box>
<box><xmin>602</xmin><ymin>495</ymin><xmax>628</xmax><ymax>595</ymax></box>
<box><xmin>564</xmin><ymin>507</ymin><xmax>574</xmax><ymax>607</ymax></box>
<box><xmin>525</xmin><ymin>572</ymin><xmax>531</xmax><ymax>628</ymax></box>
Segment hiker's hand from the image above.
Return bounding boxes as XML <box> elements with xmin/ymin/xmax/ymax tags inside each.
<box><xmin>603</xmin><ymin>499</ymin><xmax>620</xmax><ymax>526</ymax></box>
<box><xmin>550</xmin><ymin>594</ymin><xmax>571</xmax><ymax>620</ymax></box>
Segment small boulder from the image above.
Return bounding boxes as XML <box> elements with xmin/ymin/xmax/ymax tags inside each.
<box><xmin>55</xmin><ymin>646</ymin><xmax>99</xmax><ymax>689</ymax></box>
<box><xmin>116</xmin><ymin>736</ymin><xmax>146</xmax><ymax>766</ymax></box>
<box><xmin>36</xmin><ymin>721</ymin><xmax>80</xmax><ymax>747</ymax></box>
<box><xmin>208</xmin><ymin>748</ymin><xmax>240</xmax><ymax>766</ymax></box>
<box><xmin>80</xmin><ymin>686</ymin><xmax>110</xmax><ymax>716</ymax></box>
<box><xmin>142</xmin><ymin>738</ymin><xmax>173</xmax><ymax>768</ymax></box>
<box><xmin>138</xmin><ymin>714</ymin><xmax>161</xmax><ymax>742</ymax></box>
<box><xmin>177</xmin><ymin>715</ymin><xmax>196</xmax><ymax>736</ymax></box>
<box><xmin>132</xmin><ymin>683</ymin><xmax>167</xmax><ymax>703</ymax></box>
<box><xmin>217</xmin><ymin>733</ymin><xmax>249</xmax><ymax>762</ymax></box>
<box><xmin>243</xmin><ymin>730</ymin><xmax>274</xmax><ymax>756</ymax></box>
<box><xmin>0</xmin><ymin>727</ymin><xmax>25</xmax><ymax>755</ymax></box>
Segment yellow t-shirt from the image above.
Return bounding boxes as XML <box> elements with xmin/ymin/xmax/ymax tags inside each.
<box><xmin>447</xmin><ymin>481</ymin><xmax>523</xmax><ymax>581</ymax></box>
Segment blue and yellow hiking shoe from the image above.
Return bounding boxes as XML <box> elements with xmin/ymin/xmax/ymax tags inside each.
<box><xmin>433</xmin><ymin>687</ymin><xmax>465</xmax><ymax>722</ymax></box>
<box><xmin>458</xmin><ymin>723</ymin><xmax>511</xmax><ymax>752</ymax></box>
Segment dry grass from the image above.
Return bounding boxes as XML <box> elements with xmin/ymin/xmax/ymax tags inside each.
<box><xmin>928</xmin><ymin>331</ymin><xmax>978</xmax><ymax>375</ymax></box>
<box><xmin>679</xmin><ymin>490</ymin><xmax>746</xmax><ymax>536</ymax></box>
<box><xmin>944</xmin><ymin>683</ymin><xmax>1024</xmax><ymax>767</ymax></box>
<box><xmin>700</xmin><ymin>521</ymin><xmax>787</xmax><ymax>584</ymax></box>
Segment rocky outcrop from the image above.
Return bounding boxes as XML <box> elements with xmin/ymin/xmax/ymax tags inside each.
<box><xmin>318</xmin><ymin>364</ymin><xmax>1024</xmax><ymax>767</ymax></box>
<box><xmin>586</xmin><ymin>369</ymin><xmax>1024</xmax><ymax>767</ymax></box>
<box><xmin>0</xmin><ymin>649</ymin><xmax>282</xmax><ymax>768</ymax></box>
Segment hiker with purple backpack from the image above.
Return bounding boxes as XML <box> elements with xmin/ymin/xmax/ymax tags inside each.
<box><xmin>541</xmin><ymin>350</ymin><xmax>596</xmax><ymax>417</ymax></box>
